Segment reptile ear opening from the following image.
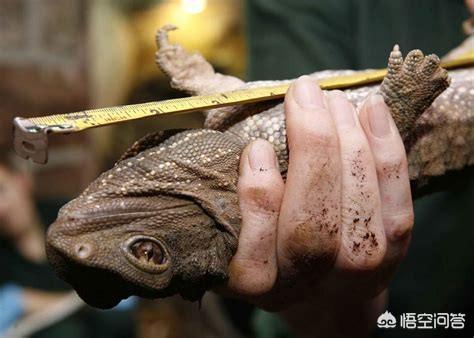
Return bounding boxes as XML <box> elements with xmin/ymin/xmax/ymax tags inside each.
<box><xmin>122</xmin><ymin>235</ymin><xmax>170</xmax><ymax>273</ymax></box>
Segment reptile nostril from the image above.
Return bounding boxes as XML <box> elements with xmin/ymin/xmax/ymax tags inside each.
<box><xmin>75</xmin><ymin>243</ymin><xmax>93</xmax><ymax>259</ymax></box>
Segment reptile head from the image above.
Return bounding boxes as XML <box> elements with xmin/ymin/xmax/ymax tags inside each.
<box><xmin>46</xmin><ymin>130</ymin><xmax>242</xmax><ymax>309</ymax></box>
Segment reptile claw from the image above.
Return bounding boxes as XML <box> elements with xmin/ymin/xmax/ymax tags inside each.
<box><xmin>156</xmin><ymin>24</ymin><xmax>177</xmax><ymax>49</ymax></box>
<box><xmin>380</xmin><ymin>45</ymin><xmax>450</xmax><ymax>141</ymax></box>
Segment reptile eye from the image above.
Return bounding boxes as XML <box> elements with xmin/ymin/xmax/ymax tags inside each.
<box><xmin>130</xmin><ymin>240</ymin><xmax>165</xmax><ymax>265</ymax></box>
<box><xmin>123</xmin><ymin>236</ymin><xmax>169</xmax><ymax>273</ymax></box>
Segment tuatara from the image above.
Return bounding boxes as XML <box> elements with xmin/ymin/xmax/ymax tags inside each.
<box><xmin>46</xmin><ymin>25</ymin><xmax>473</xmax><ymax>309</ymax></box>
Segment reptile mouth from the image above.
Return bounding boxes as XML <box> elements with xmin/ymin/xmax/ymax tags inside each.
<box><xmin>46</xmin><ymin>241</ymin><xmax>132</xmax><ymax>309</ymax></box>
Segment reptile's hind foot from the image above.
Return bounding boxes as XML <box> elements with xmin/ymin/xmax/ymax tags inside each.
<box><xmin>380</xmin><ymin>45</ymin><xmax>450</xmax><ymax>140</ymax></box>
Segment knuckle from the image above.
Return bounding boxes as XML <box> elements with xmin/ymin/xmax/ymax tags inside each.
<box><xmin>344</xmin><ymin>243</ymin><xmax>385</xmax><ymax>273</ymax></box>
<box><xmin>290</xmin><ymin>119</ymin><xmax>338</xmax><ymax>150</ymax></box>
<box><xmin>379</xmin><ymin>151</ymin><xmax>405</xmax><ymax>168</ymax></box>
<box><xmin>304</xmin><ymin>128</ymin><xmax>338</xmax><ymax>149</ymax></box>
<box><xmin>384</xmin><ymin>210</ymin><xmax>414</xmax><ymax>242</ymax></box>
<box><xmin>229</xmin><ymin>258</ymin><xmax>275</xmax><ymax>297</ymax></box>
<box><xmin>341</xmin><ymin>227</ymin><xmax>386</xmax><ymax>272</ymax></box>
<box><xmin>377</xmin><ymin>153</ymin><xmax>406</xmax><ymax>178</ymax></box>
<box><xmin>238</xmin><ymin>180</ymin><xmax>282</xmax><ymax>214</ymax></box>
<box><xmin>281</xmin><ymin>220</ymin><xmax>338</xmax><ymax>271</ymax></box>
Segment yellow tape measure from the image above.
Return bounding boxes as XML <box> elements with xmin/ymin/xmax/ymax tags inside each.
<box><xmin>13</xmin><ymin>52</ymin><xmax>474</xmax><ymax>164</ymax></box>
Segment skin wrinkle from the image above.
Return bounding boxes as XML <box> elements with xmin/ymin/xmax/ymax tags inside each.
<box><xmin>44</xmin><ymin>28</ymin><xmax>468</xmax><ymax>309</ymax></box>
<box><xmin>240</xmin><ymin>187</ymin><xmax>276</xmax><ymax>214</ymax></box>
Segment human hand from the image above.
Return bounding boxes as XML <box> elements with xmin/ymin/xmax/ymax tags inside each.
<box><xmin>226</xmin><ymin>76</ymin><xmax>414</xmax><ymax>336</ymax></box>
<box><xmin>466</xmin><ymin>0</ymin><xmax>474</xmax><ymax>14</ymax></box>
<box><xmin>0</xmin><ymin>166</ymin><xmax>44</xmax><ymax>262</ymax></box>
<box><xmin>0</xmin><ymin>166</ymin><xmax>33</xmax><ymax>239</ymax></box>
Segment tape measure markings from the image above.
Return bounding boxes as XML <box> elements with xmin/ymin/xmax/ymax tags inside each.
<box><xmin>12</xmin><ymin>51</ymin><xmax>474</xmax><ymax>164</ymax></box>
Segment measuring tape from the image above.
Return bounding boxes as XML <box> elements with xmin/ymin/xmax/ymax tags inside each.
<box><xmin>13</xmin><ymin>52</ymin><xmax>474</xmax><ymax>164</ymax></box>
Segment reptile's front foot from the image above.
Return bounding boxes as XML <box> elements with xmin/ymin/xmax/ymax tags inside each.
<box><xmin>380</xmin><ymin>45</ymin><xmax>450</xmax><ymax>141</ymax></box>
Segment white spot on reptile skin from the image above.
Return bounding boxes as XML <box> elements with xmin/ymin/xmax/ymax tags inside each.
<box><xmin>150</xmin><ymin>170</ymin><xmax>156</xmax><ymax>175</ymax></box>
<box><xmin>469</xmin><ymin>89</ymin><xmax>474</xmax><ymax>96</ymax></box>
<box><xmin>127</xmin><ymin>162</ymin><xmax>132</xmax><ymax>167</ymax></box>
<box><xmin>458</xmin><ymin>87</ymin><xmax>466</xmax><ymax>93</ymax></box>
<box><xmin>108</xmin><ymin>174</ymin><xmax>113</xmax><ymax>179</ymax></box>
<box><xmin>159</xmin><ymin>164</ymin><xmax>165</xmax><ymax>169</ymax></box>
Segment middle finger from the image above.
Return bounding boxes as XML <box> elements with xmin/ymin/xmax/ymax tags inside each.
<box><xmin>277</xmin><ymin>77</ymin><xmax>342</xmax><ymax>281</ymax></box>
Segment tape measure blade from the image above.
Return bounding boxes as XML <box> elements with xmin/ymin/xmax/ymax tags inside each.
<box><xmin>16</xmin><ymin>54</ymin><xmax>473</xmax><ymax>135</ymax></box>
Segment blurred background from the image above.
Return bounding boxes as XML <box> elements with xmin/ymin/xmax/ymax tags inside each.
<box><xmin>0</xmin><ymin>0</ymin><xmax>246</xmax><ymax>194</ymax></box>
<box><xmin>0</xmin><ymin>0</ymin><xmax>472</xmax><ymax>338</ymax></box>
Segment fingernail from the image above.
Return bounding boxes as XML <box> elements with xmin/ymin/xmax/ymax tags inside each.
<box><xmin>247</xmin><ymin>140</ymin><xmax>277</xmax><ymax>173</ymax></box>
<box><xmin>292</xmin><ymin>75</ymin><xmax>323</xmax><ymax>108</ymax></box>
<box><xmin>368</xmin><ymin>94</ymin><xmax>391</xmax><ymax>137</ymax></box>
<box><xmin>328</xmin><ymin>91</ymin><xmax>355</xmax><ymax>127</ymax></box>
